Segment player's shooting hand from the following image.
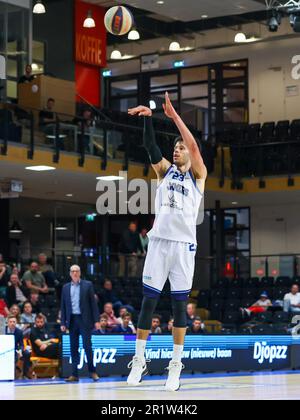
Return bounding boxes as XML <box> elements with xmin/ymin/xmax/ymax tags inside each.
<box><xmin>163</xmin><ymin>92</ymin><xmax>178</xmax><ymax>120</ymax></box>
<box><xmin>128</xmin><ymin>106</ymin><xmax>152</xmax><ymax>117</ymax></box>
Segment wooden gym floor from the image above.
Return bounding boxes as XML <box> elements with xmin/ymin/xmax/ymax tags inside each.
<box><xmin>1</xmin><ymin>370</ymin><xmax>300</xmax><ymax>400</ymax></box>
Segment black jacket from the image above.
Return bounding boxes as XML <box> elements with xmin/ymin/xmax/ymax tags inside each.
<box><xmin>5</xmin><ymin>285</ymin><xmax>29</xmax><ymax>308</ymax></box>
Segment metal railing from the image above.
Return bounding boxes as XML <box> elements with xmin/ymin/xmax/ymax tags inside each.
<box><xmin>13</xmin><ymin>247</ymin><xmax>300</xmax><ymax>288</ymax></box>
<box><xmin>218</xmin><ymin>139</ymin><xmax>300</xmax><ymax>188</ymax></box>
<box><xmin>0</xmin><ymin>102</ymin><xmax>197</xmax><ymax>174</ymax></box>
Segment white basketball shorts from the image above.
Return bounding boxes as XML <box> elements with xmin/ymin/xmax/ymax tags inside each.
<box><xmin>142</xmin><ymin>237</ymin><xmax>196</xmax><ymax>301</ymax></box>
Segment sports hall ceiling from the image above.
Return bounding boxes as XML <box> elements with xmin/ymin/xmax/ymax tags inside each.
<box><xmin>84</xmin><ymin>0</ymin><xmax>268</xmax><ymax>44</ymax></box>
<box><xmin>2</xmin><ymin>160</ymin><xmax>300</xmax><ymax>215</ymax></box>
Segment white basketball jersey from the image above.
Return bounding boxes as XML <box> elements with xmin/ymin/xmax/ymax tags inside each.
<box><xmin>147</xmin><ymin>164</ymin><xmax>203</xmax><ymax>244</ymax></box>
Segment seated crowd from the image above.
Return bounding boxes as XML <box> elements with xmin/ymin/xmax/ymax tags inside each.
<box><xmin>0</xmin><ymin>253</ymin><xmax>209</xmax><ymax>379</ymax></box>
<box><xmin>3</xmin><ymin>252</ymin><xmax>299</xmax><ymax>378</ymax></box>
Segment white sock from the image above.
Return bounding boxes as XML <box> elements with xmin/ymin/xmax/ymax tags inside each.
<box><xmin>172</xmin><ymin>344</ymin><xmax>184</xmax><ymax>363</ymax></box>
<box><xmin>135</xmin><ymin>339</ymin><xmax>147</xmax><ymax>361</ymax></box>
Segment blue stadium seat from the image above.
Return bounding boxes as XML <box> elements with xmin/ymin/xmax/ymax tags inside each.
<box><xmin>222</xmin><ymin>311</ymin><xmax>239</xmax><ymax>324</ymax></box>
<box><xmin>253</xmin><ymin>311</ymin><xmax>273</xmax><ymax>323</ymax></box>
<box><xmin>251</xmin><ymin>324</ymin><xmax>274</xmax><ymax>335</ymax></box>
<box><xmin>244</xmin><ymin>277</ymin><xmax>259</xmax><ymax>288</ymax></box>
<box><xmin>242</xmin><ymin>288</ymin><xmax>258</xmax><ymax>300</ymax></box>
<box><xmin>247</xmin><ymin>123</ymin><xmax>261</xmax><ymax>144</ymax></box>
<box><xmin>211</xmin><ymin>289</ymin><xmax>226</xmax><ymax>299</ymax></box>
<box><xmin>224</xmin><ymin>299</ymin><xmax>240</xmax><ymax>311</ymax></box>
<box><xmin>197</xmin><ymin>290</ymin><xmax>210</xmax><ymax>309</ymax></box>
<box><xmin>259</xmin><ymin>276</ymin><xmax>275</xmax><ymax>287</ymax></box>
<box><xmin>226</xmin><ymin>288</ymin><xmax>242</xmax><ymax>299</ymax></box>
<box><xmin>275</xmin><ymin>276</ymin><xmax>292</xmax><ymax>287</ymax></box>
<box><xmin>290</xmin><ymin>119</ymin><xmax>300</xmax><ymax>139</ymax></box>
<box><xmin>275</xmin><ymin>120</ymin><xmax>290</xmax><ymax>142</ymax></box>
<box><xmin>261</xmin><ymin>122</ymin><xmax>275</xmax><ymax>142</ymax></box>
<box><xmin>213</xmin><ymin>277</ymin><xmax>229</xmax><ymax>289</ymax></box>
<box><xmin>272</xmin><ymin>311</ymin><xmax>288</xmax><ymax>323</ymax></box>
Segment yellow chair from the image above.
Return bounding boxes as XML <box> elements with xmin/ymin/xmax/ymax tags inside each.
<box><xmin>24</xmin><ymin>338</ymin><xmax>59</xmax><ymax>379</ymax></box>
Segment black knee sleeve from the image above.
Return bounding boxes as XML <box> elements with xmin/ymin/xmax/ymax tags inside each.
<box><xmin>137</xmin><ymin>296</ymin><xmax>159</xmax><ymax>330</ymax></box>
<box><xmin>172</xmin><ymin>298</ymin><xmax>187</xmax><ymax>328</ymax></box>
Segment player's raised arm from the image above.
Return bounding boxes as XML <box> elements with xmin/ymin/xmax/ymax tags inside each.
<box><xmin>163</xmin><ymin>92</ymin><xmax>207</xmax><ymax>181</ymax></box>
<box><xmin>128</xmin><ymin>105</ymin><xmax>171</xmax><ymax>180</ymax></box>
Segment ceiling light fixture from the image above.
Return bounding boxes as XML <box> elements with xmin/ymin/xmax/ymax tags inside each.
<box><xmin>128</xmin><ymin>29</ymin><xmax>140</xmax><ymax>40</ymax></box>
<box><xmin>110</xmin><ymin>49</ymin><xmax>122</xmax><ymax>60</ymax></box>
<box><xmin>10</xmin><ymin>221</ymin><xmax>23</xmax><ymax>234</ymax></box>
<box><xmin>25</xmin><ymin>165</ymin><xmax>56</xmax><ymax>171</ymax></box>
<box><xmin>55</xmin><ymin>225</ymin><xmax>68</xmax><ymax>231</ymax></box>
<box><xmin>83</xmin><ymin>10</ymin><xmax>96</xmax><ymax>28</ymax></box>
<box><xmin>234</xmin><ymin>32</ymin><xmax>246</xmax><ymax>43</ymax></box>
<box><xmin>31</xmin><ymin>63</ymin><xmax>39</xmax><ymax>71</ymax></box>
<box><xmin>96</xmin><ymin>176</ymin><xmax>125</xmax><ymax>181</ymax></box>
<box><xmin>169</xmin><ymin>41</ymin><xmax>181</xmax><ymax>51</ymax></box>
<box><xmin>33</xmin><ymin>0</ymin><xmax>46</xmax><ymax>14</ymax></box>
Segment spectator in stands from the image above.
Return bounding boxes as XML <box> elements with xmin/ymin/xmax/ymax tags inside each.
<box><xmin>163</xmin><ymin>317</ymin><xmax>174</xmax><ymax>334</ymax></box>
<box><xmin>0</xmin><ymin>261</ymin><xmax>10</xmax><ymax>295</ymax></box>
<box><xmin>283</xmin><ymin>284</ymin><xmax>300</xmax><ymax>314</ymax></box>
<box><xmin>0</xmin><ymin>297</ymin><xmax>9</xmax><ymax>317</ymax></box>
<box><xmin>29</xmin><ymin>291</ymin><xmax>42</xmax><ymax>314</ymax></box>
<box><xmin>20</xmin><ymin>301</ymin><xmax>36</xmax><ymax>337</ymax></box>
<box><xmin>5</xmin><ymin>314</ymin><xmax>31</xmax><ymax>379</ymax></box>
<box><xmin>6</xmin><ymin>273</ymin><xmax>28</xmax><ymax>308</ymax></box>
<box><xmin>30</xmin><ymin>313</ymin><xmax>59</xmax><ymax>359</ymax></box>
<box><xmin>39</xmin><ymin>98</ymin><xmax>57</xmax><ymax>135</ymax></box>
<box><xmin>139</xmin><ymin>228</ymin><xmax>149</xmax><ymax>254</ymax></box>
<box><xmin>18</xmin><ymin>64</ymin><xmax>35</xmax><ymax>84</ymax></box>
<box><xmin>38</xmin><ymin>253</ymin><xmax>59</xmax><ymax>293</ymax></box>
<box><xmin>186</xmin><ymin>303</ymin><xmax>197</xmax><ymax>327</ymax></box>
<box><xmin>11</xmin><ymin>266</ymin><xmax>21</xmax><ymax>277</ymax></box>
<box><xmin>240</xmin><ymin>291</ymin><xmax>272</xmax><ymax>319</ymax></box>
<box><xmin>103</xmin><ymin>302</ymin><xmax>120</xmax><ymax>331</ymax></box>
<box><xmin>73</xmin><ymin>108</ymin><xmax>96</xmax><ymax>153</ymax></box>
<box><xmin>99</xmin><ymin>279</ymin><xmax>134</xmax><ymax>315</ymax></box>
<box><xmin>117</xmin><ymin>306</ymin><xmax>136</xmax><ymax>333</ymax></box>
<box><xmin>120</xmin><ymin>222</ymin><xmax>144</xmax><ymax>277</ymax></box>
<box><xmin>187</xmin><ymin>316</ymin><xmax>206</xmax><ymax>335</ymax></box>
<box><xmin>38</xmin><ymin>253</ymin><xmax>54</xmax><ymax>273</ymax></box>
<box><xmin>9</xmin><ymin>304</ymin><xmax>22</xmax><ymax>328</ymax></box>
<box><xmin>112</xmin><ymin>312</ymin><xmax>134</xmax><ymax>334</ymax></box>
<box><xmin>151</xmin><ymin>314</ymin><xmax>162</xmax><ymax>334</ymax></box>
<box><xmin>22</xmin><ymin>262</ymin><xmax>48</xmax><ymax>294</ymax></box>
<box><xmin>94</xmin><ymin>313</ymin><xmax>110</xmax><ymax>335</ymax></box>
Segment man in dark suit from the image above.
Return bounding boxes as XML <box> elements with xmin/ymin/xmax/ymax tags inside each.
<box><xmin>5</xmin><ymin>314</ymin><xmax>31</xmax><ymax>379</ymax></box>
<box><xmin>60</xmin><ymin>265</ymin><xmax>100</xmax><ymax>382</ymax></box>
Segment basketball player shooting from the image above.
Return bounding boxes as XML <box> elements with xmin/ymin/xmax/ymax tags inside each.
<box><xmin>127</xmin><ymin>92</ymin><xmax>207</xmax><ymax>391</ymax></box>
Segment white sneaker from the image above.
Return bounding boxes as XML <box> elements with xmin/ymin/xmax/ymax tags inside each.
<box><xmin>165</xmin><ymin>361</ymin><xmax>184</xmax><ymax>391</ymax></box>
<box><xmin>127</xmin><ymin>356</ymin><xmax>148</xmax><ymax>386</ymax></box>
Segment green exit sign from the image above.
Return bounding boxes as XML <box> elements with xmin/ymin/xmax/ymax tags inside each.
<box><xmin>86</xmin><ymin>214</ymin><xmax>96</xmax><ymax>222</ymax></box>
